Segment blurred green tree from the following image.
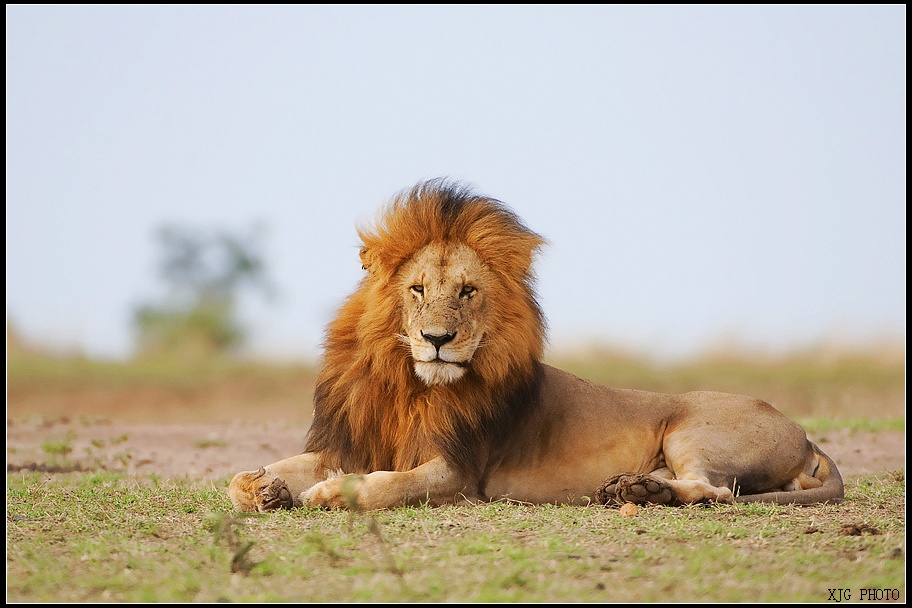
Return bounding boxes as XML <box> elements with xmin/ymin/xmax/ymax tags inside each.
<box><xmin>134</xmin><ymin>224</ymin><xmax>273</xmax><ymax>359</ymax></box>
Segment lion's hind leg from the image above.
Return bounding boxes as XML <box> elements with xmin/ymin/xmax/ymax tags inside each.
<box><xmin>596</xmin><ymin>472</ymin><xmax>674</xmax><ymax>506</ymax></box>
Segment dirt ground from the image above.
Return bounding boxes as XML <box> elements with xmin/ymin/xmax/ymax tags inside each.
<box><xmin>6</xmin><ymin>417</ymin><xmax>905</xmax><ymax>485</ymax></box>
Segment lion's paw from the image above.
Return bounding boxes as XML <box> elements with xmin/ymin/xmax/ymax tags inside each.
<box><xmin>596</xmin><ymin>473</ymin><xmax>675</xmax><ymax>507</ymax></box>
<box><xmin>301</xmin><ymin>475</ymin><xmax>365</xmax><ymax>510</ymax></box>
<box><xmin>228</xmin><ymin>468</ymin><xmax>295</xmax><ymax>513</ymax></box>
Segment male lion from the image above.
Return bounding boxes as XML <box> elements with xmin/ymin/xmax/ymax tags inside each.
<box><xmin>229</xmin><ymin>180</ymin><xmax>844</xmax><ymax>512</ymax></box>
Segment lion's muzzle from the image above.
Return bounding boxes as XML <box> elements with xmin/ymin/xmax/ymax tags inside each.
<box><xmin>421</xmin><ymin>330</ymin><xmax>457</xmax><ymax>350</ymax></box>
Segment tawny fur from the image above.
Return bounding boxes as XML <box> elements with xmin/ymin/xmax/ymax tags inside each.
<box><xmin>228</xmin><ymin>179</ymin><xmax>844</xmax><ymax>512</ymax></box>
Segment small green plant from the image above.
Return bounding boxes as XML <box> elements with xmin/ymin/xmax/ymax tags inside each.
<box><xmin>81</xmin><ymin>434</ymin><xmax>133</xmax><ymax>471</ymax></box>
<box><xmin>41</xmin><ymin>430</ymin><xmax>76</xmax><ymax>462</ymax></box>
<box><xmin>205</xmin><ymin>512</ymin><xmax>261</xmax><ymax>575</ymax></box>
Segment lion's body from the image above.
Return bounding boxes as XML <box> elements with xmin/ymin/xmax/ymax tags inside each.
<box><xmin>483</xmin><ymin>364</ymin><xmax>841</xmax><ymax>506</ymax></box>
<box><xmin>229</xmin><ymin>180</ymin><xmax>843</xmax><ymax>512</ymax></box>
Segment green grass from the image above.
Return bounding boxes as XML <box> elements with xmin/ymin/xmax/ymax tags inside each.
<box><xmin>40</xmin><ymin>430</ymin><xmax>76</xmax><ymax>458</ymax></box>
<box><xmin>6</xmin><ymin>471</ymin><xmax>905</xmax><ymax>603</ymax></box>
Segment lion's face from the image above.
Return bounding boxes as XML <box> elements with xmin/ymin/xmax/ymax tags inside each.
<box><xmin>400</xmin><ymin>242</ymin><xmax>490</xmax><ymax>386</ymax></box>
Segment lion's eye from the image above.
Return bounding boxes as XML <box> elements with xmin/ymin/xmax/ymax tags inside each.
<box><xmin>460</xmin><ymin>285</ymin><xmax>476</xmax><ymax>297</ymax></box>
<box><xmin>410</xmin><ymin>285</ymin><xmax>424</xmax><ymax>295</ymax></box>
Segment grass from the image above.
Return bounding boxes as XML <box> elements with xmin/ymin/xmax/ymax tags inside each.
<box><xmin>5</xmin><ymin>341</ymin><xmax>905</xmax><ymax>602</ymax></box>
<box><xmin>40</xmin><ymin>430</ymin><xmax>76</xmax><ymax>459</ymax></box>
<box><xmin>4</xmin><ymin>350</ymin><xmax>318</xmax><ymax>391</ymax></box>
<box><xmin>6</xmin><ymin>352</ymin><xmax>318</xmax><ymax>425</ymax></box>
<box><xmin>5</xmin><ymin>471</ymin><xmax>905</xmax><ymax>603</ymax></box>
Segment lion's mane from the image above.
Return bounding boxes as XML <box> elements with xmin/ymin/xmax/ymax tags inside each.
<box><xmin>303</xmin><ymin>180</ymin><xmax>547</xmax><ymax>485</ymax></box>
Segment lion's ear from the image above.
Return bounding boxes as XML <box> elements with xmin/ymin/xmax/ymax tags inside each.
<box><xmin>359</xmin><ymin>246</ymin><xmax>374</xmax><ymax>273</ymax></box>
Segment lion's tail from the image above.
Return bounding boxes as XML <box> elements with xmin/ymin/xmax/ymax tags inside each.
<box><xmin>735</xmin><ymin>441</ymin><xmax>845</xmax><ymax>505</ymax></box>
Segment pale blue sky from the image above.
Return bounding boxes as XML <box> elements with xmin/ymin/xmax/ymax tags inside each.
<box><xmin>6</xmin><ymin>5</ymin><xmax>906</xmax><ymax>360</ymax></box>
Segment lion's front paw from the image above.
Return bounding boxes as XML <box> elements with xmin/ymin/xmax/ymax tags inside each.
<box><xmin>229</xmin><ymin>468</ymin><xmax>296</xmax><ymax>513</ymax></box>
<box><xmin>301</xmin><ymin>474</ymin><xmax>365</xmax><ymax>510</ymax></box>
<box><xmin>596</xmin><ymin>473</ymin><xmax>674</xmax><ymax>506</ymax></box>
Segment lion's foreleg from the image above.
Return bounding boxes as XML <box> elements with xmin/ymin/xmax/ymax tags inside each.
<box><xmin>229</xmin><ymin>452</ymin><xmax>326</xmax><ymax>512</ymax></box>
<box><xmin>301</xmin><ymin>456</ymin><xmax>472</xmax><ymax>510</ymax></box>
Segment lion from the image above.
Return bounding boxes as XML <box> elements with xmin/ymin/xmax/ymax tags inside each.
<box><xmin>228</xmin><ymin>179</ymin><xmax>844</xmax><ymax>512</ymax></box>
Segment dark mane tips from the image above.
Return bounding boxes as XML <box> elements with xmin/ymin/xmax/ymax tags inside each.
<box><xmin>408</xmin><ymin>178</ymin><xmax>479</xmax><ymax>224</ymax></box>
<box><xmin>357</xmin><ymin>179</ymin><xmax>546</xmax><ymax>288</ymax></box>
<box><xmin>411</xmin><ymin>178</ymin><xmax>542</xmax><ymax>243</ymax></box>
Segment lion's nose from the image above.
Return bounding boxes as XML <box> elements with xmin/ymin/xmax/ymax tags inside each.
<box><xmin>421</xmin><ymin>331</ymin><xmax>456</xmax><ymax>350</ymax></box>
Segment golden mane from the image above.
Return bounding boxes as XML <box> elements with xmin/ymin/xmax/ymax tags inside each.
<box><xmin>303</xmin><ymin>180</ymin><xmax>547</xmax><ymax>481</ymax></box>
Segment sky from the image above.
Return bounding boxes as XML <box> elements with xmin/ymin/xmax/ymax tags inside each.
<box><xmin>6</xmin><ymin>5</ymin><xmax>906</xmax><ymax>362</ymax></box>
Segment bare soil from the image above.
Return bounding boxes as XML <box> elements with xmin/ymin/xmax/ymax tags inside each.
<box><xmin>6</xmin><ymin>417</ymin><xmax>904</xmax><ymax>484</ymax></box>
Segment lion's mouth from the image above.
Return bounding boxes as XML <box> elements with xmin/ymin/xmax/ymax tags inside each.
<box><xmin>416</xmin><ymin>353</ymin><xmax>468</xmax><ymax>367</ymax></box>
<box><xmin>414</xmin><ymin>358</ymin><xmax>468</xmax><ymax>385</ymax></box>
<box><xmin>432</xmin><ymin>358</ymin><xmax>467</xmax><ymax>368</ymax></box>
